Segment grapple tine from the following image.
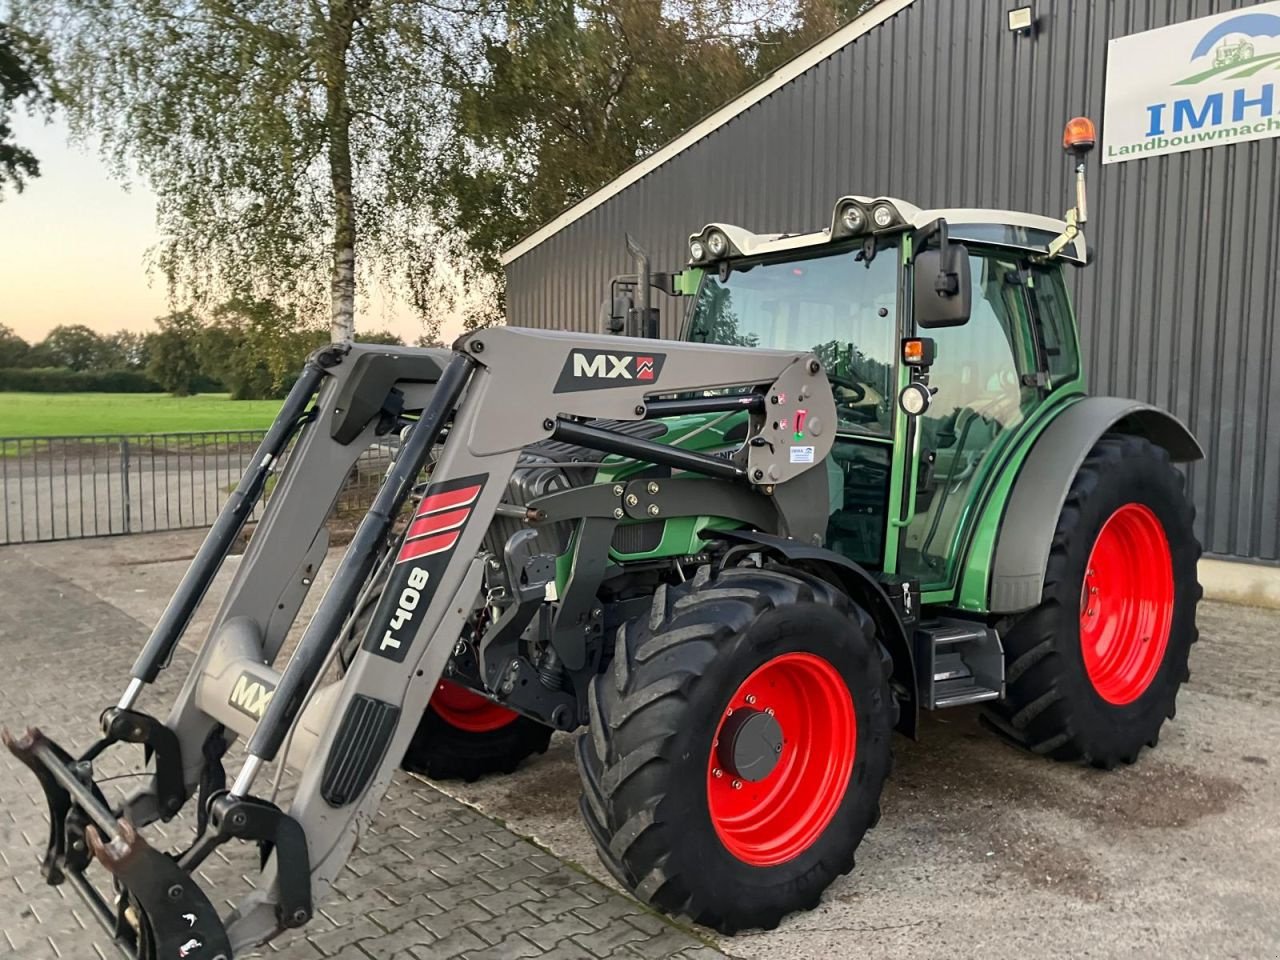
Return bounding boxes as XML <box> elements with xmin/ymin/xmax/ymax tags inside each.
<box><xmin>87</xmin><ymin>821</ymin><xmax>232</xmax><ymax>960</ymax></box>
<box><xmin>3</xmin><ymin>725</ymin><xmax>233</xmax><ymax>960</ymax></box>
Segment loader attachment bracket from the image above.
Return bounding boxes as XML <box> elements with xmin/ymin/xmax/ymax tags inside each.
<box><xmin>181</xmin><ymin>792</ymin><xmax>313</xmax><ymax>929</ymax></box>
<box><xmin>330</xmin><ymin>350</ymin><xmax>444</xmax><ymax>444</ymax></box>
<box><xmin>92</xmin><ymin>707</ymin><xmax>187</xmax><ymax>819</ymax></box>
<box><xmin>3</xmin><ymin>726</ymin><xmax>233</xmax><ymax>960</ymax></box>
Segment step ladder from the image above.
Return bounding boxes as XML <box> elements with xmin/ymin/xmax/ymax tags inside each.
<box><xmin>915</xmin><ymin>618</ymin><xmax>1005</xmax><ymax>709</ymax></box>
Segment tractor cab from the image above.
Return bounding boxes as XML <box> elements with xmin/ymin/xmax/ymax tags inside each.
<box><xmin>678</xmin><ymin>195</ymin><xmax>1088</xmax><ymax>602</ymax></box>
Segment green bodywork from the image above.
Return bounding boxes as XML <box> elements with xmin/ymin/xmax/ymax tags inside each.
<box><xmin>560</xmin><ymin>232</ymin><xmax>1094</xmax><ymax>616</ymax></box>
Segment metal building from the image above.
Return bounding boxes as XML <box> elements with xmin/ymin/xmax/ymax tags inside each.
<box><xmin>501</xmin><ymin>0</ymin><xmax>1280</xmax><ymax>564</ymax></box>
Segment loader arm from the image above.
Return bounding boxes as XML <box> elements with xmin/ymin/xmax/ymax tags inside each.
<box><xmin>4</xmin><ymin>327</ymin><xmax>836</xmax><ymax>959</ymax></box>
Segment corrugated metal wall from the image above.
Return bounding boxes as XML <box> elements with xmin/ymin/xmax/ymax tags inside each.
<box><xmin>504</xmin><ymin>0</ymin><xmax>1280</xmax><ymax>562</ymax></box>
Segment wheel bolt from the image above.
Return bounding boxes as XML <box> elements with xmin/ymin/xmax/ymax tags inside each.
<box><xmin>745</xmin><ymin>694</ymin><xmax>757</xmax><ymax>705</ymax></box>
<box><xmin>765</xmin><ymin>707</ymin><xmax>775</xmax><ymax>716</ymax></box>
<box><xmin>731</xmin><ymin>779</ymin><xmax>743</xmax><ymax>790</ymax></box>
<box><xmin>712</xmin><ymin>768</ymin><xmax>723</xmax><ymax>778</ymax></box>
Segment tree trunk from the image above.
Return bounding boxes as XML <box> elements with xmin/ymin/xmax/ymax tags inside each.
<box><xmin>323</xmin><ymin>2</ymin><xmax>358</xmax><ymax>343</ymax></box>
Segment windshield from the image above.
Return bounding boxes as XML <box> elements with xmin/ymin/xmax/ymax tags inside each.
<box><xmin>686</xmin><ymin>246</ymin><xmax>899</xmax><ymax>436</ymax></box>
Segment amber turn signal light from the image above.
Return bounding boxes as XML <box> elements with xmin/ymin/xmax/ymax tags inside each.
<box><xmin>1063</xmin><ymin>116</ymin><xmax>1097</xmax><ymax>155</ymax></box>
<box><xmin>902</xmin><ymin>337</ymin><xmax>936</xmax><ymax>367</ymax></box>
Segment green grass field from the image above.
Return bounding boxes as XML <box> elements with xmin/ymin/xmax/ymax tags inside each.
<box><xmin>0</xmin><ymin>393</ymin><xmax>283</xmax><ymax>437</ymax></box>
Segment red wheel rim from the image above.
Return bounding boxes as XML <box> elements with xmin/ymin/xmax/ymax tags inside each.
<box><xmin>430</xmin><ymin>680</ymin><xmax>520</xmax><ymax>733</ymax></box>
<box><xmin>707</xmin><ymin>652</ymin><xmax>856</xmax><ymax>867</ymax></box>
<box><xmin>1079</xmin><ymin>503</ymin><xmax>1174</xmax><ymax>705</ymax></box>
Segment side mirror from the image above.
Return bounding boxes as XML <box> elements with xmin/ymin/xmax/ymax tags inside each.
<box><xmin>599</xmin><ymin>293</ymin><xmax>634</xmax><ymax>335</ymax></box>
<box><xmin>914</xmin><ymin>242</ymin><xmax>972</xmax><ymax>329</ymax></box>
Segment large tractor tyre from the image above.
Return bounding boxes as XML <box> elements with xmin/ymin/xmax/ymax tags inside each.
<box><xmin>339</xmin><ymin>566</ymin><xmax>552</xmax><ymax>783</ymax></box>
<box><xmin>577</xmin><ymin>562</ymin><xmax>895</xmax><ymax>934</ymax></box>
<box><xmin>984</xmin><ymin>434</ymin><xmax>1201</xmax><ymax>769</ymax></box>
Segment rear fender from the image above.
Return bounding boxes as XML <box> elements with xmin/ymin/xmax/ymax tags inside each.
<box><xmin>710</xmin><ymin>529</ymin><xmax>917</xmax><ymax>738</ymax></box>
<box><xmin>986</xmin><ymin>398</ymin><xmax>1202</xmax><ymax>614</ymax></box>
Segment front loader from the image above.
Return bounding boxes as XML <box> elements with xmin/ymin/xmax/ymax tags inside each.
<box><xmin>5</xmin><ymin>117</ymin><xmax>1205</xmax><ymax>955</ymax></box>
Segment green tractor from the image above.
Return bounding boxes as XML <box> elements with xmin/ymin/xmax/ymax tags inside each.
<box><xmin>371</xmin><ymin>114</ymin><xmax>1202</xmax><ymax>927</ymax></box>
<box><xmin>6</xmin><ymin>117</ymin><xmax>1201</xmax><ymax>956</ymax></box>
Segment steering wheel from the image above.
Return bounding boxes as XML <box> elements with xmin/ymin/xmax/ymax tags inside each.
<box><xmin>827</xmin><ymin>374</ymin><xmax>880</xmax><ymax>426</ymax></box>
<box><xmin>828</xmin><ymin>374</ymin><xmax>867</xmax><ymax>404</ymax></box>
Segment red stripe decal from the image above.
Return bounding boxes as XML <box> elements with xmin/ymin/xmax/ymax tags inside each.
<box><xmin>397</xmin><ymin>530</ymin><xmax>461</xmax><ymax>564</ymax></box>
<box><xmin>406</xmin><ymin>507</ymin><xmax>470</xmax><ymax>542</ymax></box>
<box><xmin>417</xmin><ymin>484</ymin><xmax>481</xmax><ymax>518</ymax></box>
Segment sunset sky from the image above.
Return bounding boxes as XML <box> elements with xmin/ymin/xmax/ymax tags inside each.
<box><xmin>0</xmin><ymin>113</ymin><xmax>460</xmax><ymax>345</ymax></box>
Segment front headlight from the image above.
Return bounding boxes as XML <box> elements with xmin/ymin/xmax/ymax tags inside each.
<box><xmin>706</xmin><ymin>229</ymin><xmax>729</xmax><ymax>258</ymax></box>
<box><xmin>689</xmin><ymin>238</ymin><xmax>707</xmax><ymax>262</ymax></box>
<box><xmin>872</xmin><ymin>202</ymin><xmax>897</xmax><ymax>229</ymax></box>
<box><xmin>841</xmin><ymin>203</ymin><xmax>867</xmax><ymax>234</ymax></box>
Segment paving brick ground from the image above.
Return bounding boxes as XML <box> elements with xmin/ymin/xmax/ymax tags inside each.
<box><xmin>5</xmin><ymin>531</ymin><xmax>1280</xmax><ymax>960</ymax></box>
<box><xmin>0</xmin><ymin>552</ymin><xmax>725</xmax><ymax>960</ymax></box>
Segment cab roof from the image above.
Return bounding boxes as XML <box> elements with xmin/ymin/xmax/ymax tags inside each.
<box><xmin>698</xmin><ymin>197</ymin><xmax>1087</xmax><ymax>265</ymax></box>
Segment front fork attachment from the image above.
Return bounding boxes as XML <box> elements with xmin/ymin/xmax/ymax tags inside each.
<box><xmin>3</xmin><ymin>726</ymin><xmax>313</xmax><ymax>960</ymax></box>
<box><xmin>4</xmin><ymin>726</ymin><xmax>234</xmax><ymax>959</ymax></box>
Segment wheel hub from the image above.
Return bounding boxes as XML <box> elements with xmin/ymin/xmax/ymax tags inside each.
<box><xmin>715</xmin><ymin>708</ymin><xmax>783</xmax><ymax>782</ymax></box>
<box><xmin>1078</xmin><ymin>503</ymin><xmax>1174</xmax><ymax>705</ymax></box>
<box><xmin>706</xmin><ymin>652</ymin><xmax>856</xmax><ymax>867</ymax></box>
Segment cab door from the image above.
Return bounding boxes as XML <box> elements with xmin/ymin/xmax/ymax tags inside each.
<box><xmin>893</xmin><ymin>249</ymin><xmax>1042</xmax><ymax>592</ymax></box>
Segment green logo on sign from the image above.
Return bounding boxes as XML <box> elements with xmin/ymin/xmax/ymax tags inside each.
<box><xmin>1176</xmin><ymin>12</ymin><xmax>1280</xmax><ymax>85</ymax></box>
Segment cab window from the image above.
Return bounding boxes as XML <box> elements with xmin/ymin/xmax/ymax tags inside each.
<box><xmin>687</xmin><ymin>246</ymin><xmax>899</xmax><ymax>437</ymax></box>
<box><xmin>1029</xmin><ymin>266</ymin><xmax>1081</xmax><ymax>386</ymax></box>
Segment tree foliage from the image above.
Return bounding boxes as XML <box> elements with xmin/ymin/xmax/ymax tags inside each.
<box><xmin>0</xmin><ymin>21</ymin><xmax>50</xmax><ymax>196</ymax></box>
<box><xmin>147</xmin><ymin>311</ymin><xmax>205</xmax><ymax>396</ymax></box>
<box><xmin>0</xmin><ymin>324</ymin><xmax>32</xmax><ymax>367</ymax></box>
<box><xmin>40</xmin><ymin>323</ymin><xmax>111</xmax><ymax>371</ymax></box>
<box><xmin>429</xmin><ymin>0</ymin><xmax>885</xmax><ymax>312</ymax></box>
<box><xmin>13</xmin><ymin>0</ymin><xmax>467</xmax><ymax>341</ymax></box>
<box><xmin>197</xmin><ymin>298</ymin><xmax>327</xmax><ymax>400</ymax></box>
<box><xmin>16</xmin><ymin>0</ymin><xmax>888</xmax><ymax>335</ymax></box>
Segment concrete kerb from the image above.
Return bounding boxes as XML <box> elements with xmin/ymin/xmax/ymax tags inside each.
<box><xmin>1200</xmin><ymin>557</ymin><xmax>1280</xmax><ymax>610</ymax></box>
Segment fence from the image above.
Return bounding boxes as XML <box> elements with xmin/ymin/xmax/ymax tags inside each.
<box><xmin>0</xmin><ymin>432</ymin><xmax>395</xmax><ymax>546</ymax></box>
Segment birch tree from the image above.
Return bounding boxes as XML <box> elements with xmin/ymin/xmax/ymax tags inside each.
<box><xmin>15</xmin><ymin>1</ymin><xmax>467</xmax><ymax>341</ymax></box>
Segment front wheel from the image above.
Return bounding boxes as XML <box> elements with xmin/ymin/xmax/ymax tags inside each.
<box><xmin>403</xmin><ymin>680</ymin><xmax>552</xmax><ymax>782</ymax></box>
<box><xmin>985</xmin><ymin>434</ymin><xmax>1201</xmax><ymax>768</ymax></box>
<box><xmin>339</xmin><ymin>566</ymin><xmax>551</xmax><ymax>782</ymax></box>
<box><xmin>577</xmin><ymin>563</ymin><xmax>894</xmax><ymax>933</ymax></box>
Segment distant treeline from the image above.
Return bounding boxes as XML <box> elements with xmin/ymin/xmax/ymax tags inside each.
<box><xmin>1</xmin><ymin>300</ymin><xmax>410</xmax><ymax>398</ymax></box>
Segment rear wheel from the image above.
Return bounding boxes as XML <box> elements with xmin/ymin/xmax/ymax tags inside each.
<box><xmin>985</xmin><ymin>434</ymin><xmax>1200</xmax><ymax>768</ymax></box>
<box><xmin>577</xmin><ymin>562</ymin><xmax>894</xmax><ymax>933</ymax></box>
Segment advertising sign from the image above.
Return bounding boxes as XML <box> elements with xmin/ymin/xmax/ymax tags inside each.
<box><xmin>1103</xmin><ymin>3</ymin><xmax>1280</xmax><ymax>163</ymax></box>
